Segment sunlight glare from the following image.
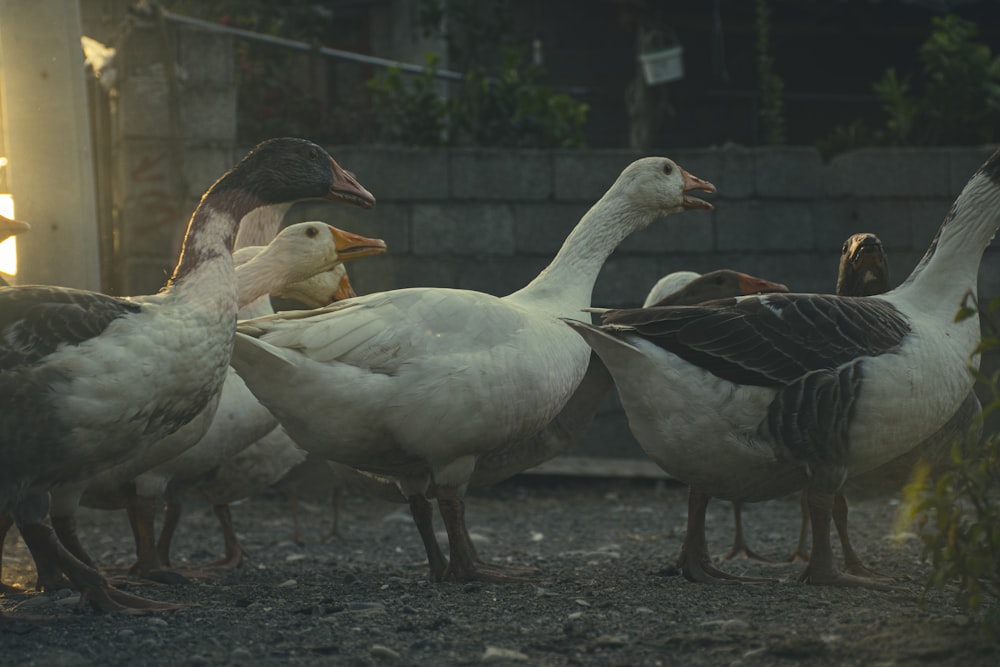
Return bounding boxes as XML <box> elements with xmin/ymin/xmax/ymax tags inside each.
<box><xmin>0</xmin><ymin>194</ymin><xmax>17</xmax><ymax>275</ymax></box>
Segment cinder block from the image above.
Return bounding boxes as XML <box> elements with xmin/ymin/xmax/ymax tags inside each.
<box><xmin>326</xmin><ymin>147</ymin><xmax>450</xmax><ymax>201</ymax></box>
<box><xmin>513</xmin><ymin>202</ymin><xmax>589</xmax><ymax>256</ymax></box>
<box><xmin>618</xmin><ymin>212</ymin><xmax>715</xmax><ymax>254</ymax></box>
<box><xmin>949</xmin><ymin>148</ymin><xmax>997</xmax><ymax>197</ymax></box>
<box><xmin>454</xmin><ymin>257</ymin><xmax>537</xmax><ymax>295</ymax></box>
<box><xmin>553</xmin><ymin>150</ymin><xmax>642</xmax><ymax>201</ymax></box>
<box><xmin>180</xmin><ymin>88</ymin><xmax>237</xmax><ymax>140</ymax></box>
<box><xmin>118</xmin><ymin>70</ymin><xmax>170</xmax><ymax>138</ymax></box>
<box><xmin>847</xmin><ymin>199</ymin><xmax>916</xmax><ymax>251</ymax></box>
<box><xmin>717</xmin><ymin>201</ymin><xmax>813</xmax><ymax>252</ymax></box>
<box><xmin>412</xmin><ymin>203</ymin><xmax>515</xmax><ymax>256</ymax></box>
<box><xmin>177</xmin><ymin>30</ymin><xmax>234</xmax><ymax>86</ymax></box>
<box><xmin>832</xmin><ymin>148</ymin><xmax>951</xmax><ymax>198</ymax></box>
<box><xmin>908</xmin><ymin>198</ymin><xmax>954</xmax><ymax>251</ymax></box>
<box><xmin>593</xmin><ymin>256</ymin><xmax>668</xmax><ymax>308</ymax></box>
<box><xmin>755</xmin><ymin>147</ymin><xmax>841</xmax><ymax>198</ymax></box>
<box><xmin>717</xmin><ymin>144</ymin><xmax>756</xmax><ymax>199</ymax></box>
<box><xmin>378</xmin><ymin>255</ymin><xmax>458</xmax><ymax>290</ymax></box>
<box><xmin>450</xmin><ymin>150</ymin><xmax>552</xmax><ymax>201</ymax></box>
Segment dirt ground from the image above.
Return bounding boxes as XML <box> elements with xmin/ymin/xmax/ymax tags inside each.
<box><xmin>1</xmin><ymin>474</ymin><xmax>997</xmax><ymax>667</ymax></box>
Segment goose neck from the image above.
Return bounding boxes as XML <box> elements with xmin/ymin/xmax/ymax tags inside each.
<box><xmin>510</xmin><ymin>196</ymin><xmax>653</xmax><ymax>311</ymax></box>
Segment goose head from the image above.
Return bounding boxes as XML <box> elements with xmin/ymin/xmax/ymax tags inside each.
<box><xmin>610</xmin><ymin>157</ymin><xmax>716</xmax><ymax>218</ymax></box>
<box><xmin>648</xmin><ymin>269</ymin><xmax>788</xmax><ymax>308</ymax></box>
<box><xmin>0</xmin><ymin>214</ymin><xmax>30</xmax><ymax>242</ymax></box>
<box><xmin>836</xmin><ymin>232</ymin><xmax>889</xmax><ymax>297</ymax></box>
<box><xmin>237</xmin><ymin>221</ymin><xmax>385</xmax><ymax>296</ymax></box>
<box><xmin>210</xmin><ymin>138</ymin><xmax>376</xmax><ymax>211</ymax></box>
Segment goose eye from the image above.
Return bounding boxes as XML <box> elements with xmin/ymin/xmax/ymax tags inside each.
<box><xmin>306</xmin><ymin>226</ymin><xmax>319</xmax><ymax>238</ymax></box>
<box><xmin>662</xmin><ymin>163</ymin><xmax>673</xmax><ymax>175</ymax></box>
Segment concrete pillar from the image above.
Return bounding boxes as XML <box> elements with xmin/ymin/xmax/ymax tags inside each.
<box><xmin>0</xmin><ymin>0</ymin><xmax>101</xmax><ymax>289</ymax></box>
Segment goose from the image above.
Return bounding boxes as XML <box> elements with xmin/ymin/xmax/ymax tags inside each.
<box><xmin>777</xmin><ymin>233</ymin><xmax>982</xmax><ymax>576</ymax></box>
<box><xmin>44</xmin><ymin>222</ymin><xmax>385</xmax><ymax>584</ymax></box>
<box><xmin>229</xmin><ymin>156</ymin><xmax>716</xmax><ymax>582</ymax></box>
<box><xmin>0</xmin><ymin>214</ymin><xmax>29</xmax><ymax>594</ymax></box>
<box><xmin>565</xmin><ymin>149</ymin><xmax>1000</xmax><ymax>587</ymax></box>
<box><xmin>321</xmin><ymin>267</ymin><xmax>788</xmax><ymax>575</ymax></box>
<box><xmin>0</xmin><ymin>138</ymin><xmax>376</xmax><ymax>616</ymax></box>
<box><xmin>153</xmin><ymin>251</ymin><xmax>373</xmax><ymax>570</ymax></box>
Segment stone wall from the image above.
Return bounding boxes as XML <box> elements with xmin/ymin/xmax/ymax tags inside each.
<box><xmin>284</xmin><ymin>144</ymin><xmax>999</xmax><ymax>473</ymax></box>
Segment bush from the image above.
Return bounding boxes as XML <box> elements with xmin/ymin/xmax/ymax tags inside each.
<box><xmin>905</xmin><ymin>294</ymin><xmax>1000</xmax><ymax>639</ymax></box>
<box><xmin>367</xmin><ymin>49</ymin><xmax>588</xmax><ymax>149</ymax></box>
<box><xmin>819</xmin><ymin>14</ymin><xmax>1000</xmax><ymax>158</ymax></box>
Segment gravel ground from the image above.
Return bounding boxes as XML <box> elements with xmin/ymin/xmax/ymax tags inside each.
<box><xmin>1</xmin><ymin>475</ymin><xmax>997</xmax><ymax>666</ymax></box>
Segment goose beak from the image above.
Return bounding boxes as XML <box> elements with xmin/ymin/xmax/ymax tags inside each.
<box><xmin>0</xmin><ymin>214</ymin><xmax>31</xmax><ymax>241</ymax></box>
<box><xmin>329</xmin><ymin>225</ymin><xmax>386</xmax><ymax>260</ymax></box>
<box><xmin>332</xmin><ymin>271</ymin><xmax>358</xmax><ymax>301</ymax></box>
<box><xmin>736</xmin><ymin>272</ymin><xmax>788</xmax><ymax>295</ymax></box>
<box><xmin>327</xmin><ymin>158</ymin><xmax>376</xmax><ymax>209</ymax></box>
<box><xmin>680</xmin><ymin>169</ymin><xmax>716</xmax><ymax>211</ymax></box>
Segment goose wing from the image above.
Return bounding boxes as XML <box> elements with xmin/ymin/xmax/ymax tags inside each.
<box><xmin>599</xmin><ymin>293</ymin><xmax>911</xmax><ymax>387</ymax></box>
<box><xmin>0</xmin><ymin>286</ymin><xmax>141</xmax><ymax>369</ymax></box>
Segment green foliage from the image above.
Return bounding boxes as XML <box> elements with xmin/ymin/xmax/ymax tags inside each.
<box><xmin>905</xmin><ymin>294</ymin><xmax>1000</xmax><ymax>640</ymax></box>
<box><xmin>367</xmin><ymin>54</ymin><xmax>450</xmax><ymax>147</ymax></box>
<box><xmin>820</xmin><ymin>14</ymin><xmax>1000</xmax><ymax>158</ymax></box>
<box><xmin>367</xmin><ymin>49</ymin><xmax>588</xmax><ymax>149</ymax></box>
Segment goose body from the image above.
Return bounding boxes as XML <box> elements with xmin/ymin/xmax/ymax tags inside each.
<box><xmin>231</xmin><ymin>157</ymin><xmax>716</xmax><ymax>581</ymax></box>
<box><xmin>566</xmin><ymin>151</ymin><xmax>1000</xmax><ymax>586</ymax></box>
<box><xmin>0</xmin><ymin>138</ymin><xmax>375</xmax><ymax>612</ymax></box>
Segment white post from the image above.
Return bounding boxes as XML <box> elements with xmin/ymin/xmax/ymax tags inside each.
<box><xmin>0</xmin><ymin>0</ymin><xmax>101</xmax><ymax>290</ymax></box>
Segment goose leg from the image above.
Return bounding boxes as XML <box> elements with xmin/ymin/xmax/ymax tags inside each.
<box><xmin>0</xmin><ymin>512</ymin><xmax>22</xmax><ymax>594</ymax></box>
<box><xmin>321</xmin><ymin>487</ymin><xmax>342</xmax><ymax>542</ymax></box>
<box><xmin>787</xmin><ymin>491</ymin><xmax>811</xmax><ymax>562</ymax></box>
<box><xmin>16</xmin><ymin>520</ymin><xmax>188</xmax><ymax>614</ymax></box>
<box><xmin>724</xmin><ymin>501</ymin><xmax>772</xmax><ymax>562</ymax></box>
<box><xmin>286</xmin><ymin>494</ymin><xmax>307</xmax><ymax>546</ymax></box>
<box><xmin>678</xmin><ymin>487</ymin><xmax>774</xmax><ymax>584</ymax></box>
<box><xmin>436</xmin><ymin>487</ymin><xmax>536</xmax><ymax>583</ymax></box>
<box><xmin>125</xmin><ymin>494</ymin><xmax>188</xmax><ymax>586</ymax></box>
<box><xmin>798</xmin><ymin>489</ymin><xmax>890</xmax><ymax>589</ymax></box>
<box><xmin>833</xmin><ymin>493</ymin><xmax>892</xmax><ymax>580</ymax></box>
<box><xmin>156</xmin><ymin>501</ymin><xmax>183</xmax><ymax>568</ymax></box>
<box><xmin>207</xmin><ymin>504</ymin><xmax>246</xmax><ymax>569</ymax></box>
<box><xmin>408</xmin><ymin>494</ymin><xmax>449</xmax><ymax>582</ymax></box>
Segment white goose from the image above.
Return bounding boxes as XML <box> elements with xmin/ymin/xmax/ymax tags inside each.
<box><xmin>154</xmin><ymin>246</ymin><xmax>372</xmax><ymax>570</ymax></box>
<box><xmin>0</xmin><ymin>138</ymin><xmax>375</xmax><ymax>615</ymax></box>
<box><xmin>230</xmin><ymin>157</ymin><xmax>716</xmax><ymax>582</ymax></box>
<box><xmin>322</xmin><ymin>267</ymin><xmax>789</xmax><ymax>573</ymax></box>
<box><xmin>566</xmin><ymin>150</ymin><xmax>1000</xmax><ymax>587</ymax></box>
<box><xmin>47</xmin><ymin>222</ymin><xmax>384</xmax><ymax>584</ymax></box>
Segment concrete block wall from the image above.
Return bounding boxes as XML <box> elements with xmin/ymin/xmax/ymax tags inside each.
<box><xmin>285</xmin><ymin>144</ymin><xmax>1000</xmax><ymax>469</ymax></box>
<box><xmin>110</xmin><ymin>22</ymin><xmax>237</xmax><ymax>296</ymax></box>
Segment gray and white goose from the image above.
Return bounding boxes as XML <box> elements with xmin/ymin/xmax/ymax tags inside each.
<box><xmin>230</xmin><ymin>157</ymin><xmax>716</xmax><ymax>583</ymax></box>
<box><xmin>566</xmin><ymin>150</ymin><xmax>1000</xmax><ymax>587</ymax></box>
<box><xmin>0</xmin><ymin>138</ymin><xmax>375</xmax><ymax>616</ymax></box>
<box><xmin>44</xmin><ymin>223</ymin><xmax>384</xmax><ymax>584</ymax></box>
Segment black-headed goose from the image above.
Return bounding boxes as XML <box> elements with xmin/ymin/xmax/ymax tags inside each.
<box><xmin>0</xmin><ymin>138</ymin><xmax>375</xmax><ymax>615</ymax></box>
<box><xmin>44</xmin><ymin>222</ymin><xmax>384</xmax><ymax>584</ymax></box>
<box><xmin>566</xmin><ymin>150</ymin><xmax>1000</xmax><ymax>587</ymax></box>
<box><xmin>230</xmin><ymin>157</ymin><xmax>716</xmax><ymax>582</ymax></box>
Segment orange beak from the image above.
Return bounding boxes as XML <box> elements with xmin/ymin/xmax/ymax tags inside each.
<box><xmin>736</xmin><ymin>272</ymin><xmax>788</xmax><ymax>295</ymax></box>
<box><xmin>329</xmin><ymin>225</ymin><xmax>386</xmax><ymax>261</ymax></box>
<box><xmin>326</xmin><ymin>158</ymin><xmax>376</xmax><ymax>209</ymax></box>
<box><xmin>680</xmin><ymin>169</ymin><xmax>716</xmax><ymax>211</ymax></box>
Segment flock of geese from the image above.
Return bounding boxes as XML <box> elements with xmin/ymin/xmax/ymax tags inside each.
<box><xmin>0</xmin><ymin>137</ymin><xmax>998</xmax><ymax>620</ymax></box>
